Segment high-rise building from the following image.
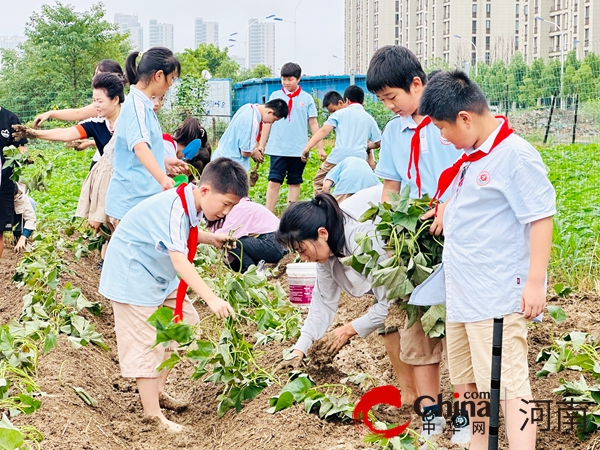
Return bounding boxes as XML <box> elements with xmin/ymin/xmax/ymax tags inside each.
<box><xmin>195</xmin><ymin>18</ymin><xmax>219</xmax><ymax>48</ymax></box>
<box><xmin>345</xmin><ymin>0</ymin><xmax>599</xmax><ymax>73</ymax></box>
<box><xmin>231</xmin><ymin>54</ymin><xmax>246</xmax><ymax>68</ymax></box>
<box><xmin>114</xmin><ymin>13</ymin><xmax>144</xmax><ymax>51</ymax></box>
<box><xmin>0</xmin><ymin>35</ymin><xmax>26</xmax><ymax>67</ymax></box>
<box><xmin>247</xmin><ymin>19</ymin><xmax>276</xmax><ymax>70</ymax></box>
<box><xmin>149</xmin><ymin>19</ymin><xmax>174</xmax><ymax>50</ymax></box>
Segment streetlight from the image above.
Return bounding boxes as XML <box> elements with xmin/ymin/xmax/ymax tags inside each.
<box><xmin>245</xmin><ymin>15</ymin><xmax>277</xmax><ymax>69</ymax></box>
<box><xmin>454</xmin><ymin>34</ymin><xmax>478</xmax><ymax>76</ymax></box>
<box><xmin>215</xmin><ymin>32</ymin><xmax>238</xmax><ymax>48</ymax></box>
<box><xmin>535</xmin><ymin>15</ymin><xmax>564</xmax><ymax>99</ymax></box>
<box><xmin>332</xmin><ymin>55</ymin><xmax>349</xmax><ymax>74</ymax></box>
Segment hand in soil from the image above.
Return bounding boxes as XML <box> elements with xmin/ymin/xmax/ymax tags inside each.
<box><xmin>326</xmin><ymin>323</ymin><xmax>357</xmax><ymax>354</ymax></box>
<box><xmin>11</xmin><ymin>124</ymin><xmax>37</xmax><ymax>140</ymax></box>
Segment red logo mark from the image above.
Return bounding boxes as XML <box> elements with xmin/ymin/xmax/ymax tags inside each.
<box><xmin>299</xmin><ymin>101</ymin><xmax>305</xmax><ymax>107</ymax></box>
<box><xmin>353</xmin><ymin>385</ymin><xmax>411</xmax><ymax>438</ymax></box>
<box><xmin>476</xmin><ymin>171</ymin><xmax>491</xmax><ymax>186</ymax></box>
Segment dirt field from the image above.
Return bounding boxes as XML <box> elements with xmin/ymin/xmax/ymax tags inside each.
<box><xmin>1</xmin><ymin>242</ymin><xmax>598</xmax><ymax>450</ymax></box>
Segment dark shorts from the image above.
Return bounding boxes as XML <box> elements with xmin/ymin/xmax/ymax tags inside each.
<box><xmin>268</xmin><ymin>155</ymin><xmax>306</xmax><ymax>185</ymax></box>
<box><xmin>0</xmin><ymin>166</ymin><xmax>16</xmax><ymax>231</ymax></box>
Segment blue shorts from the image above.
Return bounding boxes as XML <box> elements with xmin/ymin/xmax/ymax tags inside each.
<box><xmin>268</xmin><ymin>155</ymin><xmax>306</xmax><ymax>185</ymax></box>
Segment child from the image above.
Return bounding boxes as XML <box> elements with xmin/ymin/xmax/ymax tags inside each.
<box><xmin>322</xmin><ymin>156</ymin><xmax>381</xmax><ymax>203</ymax></box>
<box><xmin>211</xmin><ymin>197</ymin><xmax>287</xmax><ymax>273</ymax></box>
<box><xmin>211</xmin><ymin>99</ymin><xmax>288</xmax><ymax>172</ymax></box>
<box><xmin>322</xmin><ymin>91</ymin><xmax>345</xmax><ymax>114</ymax></box>
<box><xmin>419</xmin><ymin>70</ymin><xmax>555</xmax><ymax>449</ymax></box>
<box><xmin>365</xmin><ymin>46</ymin><xmax>463</xmax><ymax>438</ymax></box>
<box><xmin>164</xmin><ymin>117</ymin><xmax>212</xmax><ymax>179</ymax></box>
<box><xmin>259</xmin><ymin>62</ymin><xmax>322</xmax><ymax>212</ymax></box>
<box><xmin>304</xmin><ymin>85</ymin><xmax>381</xmax><ymax>195</ymax></box>
<box><xmin>99</xmin><ymin>157</ymin><xmax>249</xmax><ymax>432</ymax></box>
<box><xmin>277</xmin><ymin>193</ymin><xmax>395</xmax><ymax>376</ymax></box>
<box><xmin>0</xmin><ymin>106</ymin><xmax>28</xmax><ymax>259</ymax></box>
<box><xmin>20</xmin><ymin>73</ymin><xmax>124</xmax><ymax>170</ymax></box>
<box><xmin>12</xmin><ymin>182</ymin><xmax>36</xmax><ymax>252</ymax></box>
<box><xmin>105</xmin><ymin>47</ymin><xmax>187</xmax><ymax>225</ymax></box>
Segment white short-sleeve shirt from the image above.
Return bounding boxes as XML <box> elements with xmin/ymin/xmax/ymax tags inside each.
<box><xmin>443</xmin><ymin>121</ymin><xmax>556</xmax><ymax>322</ymax></box>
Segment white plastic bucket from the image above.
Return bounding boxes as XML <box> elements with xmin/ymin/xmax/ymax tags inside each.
<box><xmin>287</xmin><ymin>262</ymin><xmax>317</xmax><ymax>305</ymax></box>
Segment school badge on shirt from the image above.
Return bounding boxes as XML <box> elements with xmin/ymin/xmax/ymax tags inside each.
<box><xmin>476</xmin><ymin>171</ymin><xmax>491</xmax><ymax>186</ymax></box>
<box><xmin>439</xmin><ymin>135</ymin><xmax>451</xmax><ymax>145</ymax></box>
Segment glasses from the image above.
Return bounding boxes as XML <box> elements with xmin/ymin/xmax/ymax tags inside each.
<box><xmin>151</xmin><ymin>95</ymin><xmax>165</xmax><ymax>105</ymax></box>
<box><xmin>168</xmin><ymin>75</ymin><xmax>179</xmax><ymax>86</ymax></box>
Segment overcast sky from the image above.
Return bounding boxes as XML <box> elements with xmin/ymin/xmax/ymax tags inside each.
<box><xmin>1</xmin><ymin>0</ymin><xmax>345</xmax><ymax>75</ymax></box>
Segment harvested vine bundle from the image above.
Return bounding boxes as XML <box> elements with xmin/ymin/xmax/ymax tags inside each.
<box><xmin>341</xmin><ymin>186</ymin><xmax>445</xmax><ymax>338</ymax></box>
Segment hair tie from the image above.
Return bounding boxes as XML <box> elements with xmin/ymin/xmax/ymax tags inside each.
<box><xmin>200</xmin><ymin>129</ymin><xmax>205</xmax><ymax>138</ymax></box>
<box><xmin>311</xmin><ymin>197</ymin><xmax>320</xmax><ymax>206</ymax></box>
<box><xmin>138</xmin><ymin>51</ymin><xmax>144</xmax><ymax>60</ymax></box>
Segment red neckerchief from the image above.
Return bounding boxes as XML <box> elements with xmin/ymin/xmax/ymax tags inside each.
<box><xmin>163</xmin><ymin>133</ymin><xmax>176</xmax><ymax>150</ymax></box>
<box><xmin>430</xmin><ymin>116</ymin><xmax>513</xmax><ymax>210</ymax></box>
<box><xmin>283</xmin><ymin>86</ymin><xmax>302</xmax><ymax>121</ymax></box>
<box><xmin>256</xmin><ymin>121</ymin><xmax>263</xmax><ymax>144</ymax></box>
<box><xmin>407</xmin><ymin>116</ymin><xmax>432</xmax><ymax>197</ymax></box>
<box><xmin>174</xmin><ymin>183</ymin><xmax>199</xmax><ymax>323</ymax></box>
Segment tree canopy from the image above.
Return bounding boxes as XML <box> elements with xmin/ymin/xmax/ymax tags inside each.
<box><xmin>0</xmin><ymin>1</ymin><xmax>130</xmax><ymax>120</ymax></box>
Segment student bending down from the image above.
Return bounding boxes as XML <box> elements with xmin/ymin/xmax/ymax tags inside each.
<box><xmin>99</xmin><ymin>158</ymin><xmax>248</xmax><ymax>432</ymax></box>
<box><xmin>322</xmin><ymin>156</ymin><xmax>381</xmax><ymax>203</ymax></box>
<box><xmin>211</xmin><ymin>197</ymin><xmax>287</xmax><ymax>272</ymax></box>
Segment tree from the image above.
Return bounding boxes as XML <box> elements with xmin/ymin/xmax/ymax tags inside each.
<box><xmin>178</xmin><ymin>44</ymin><xmax>240</xmax><ymax>79</ymax></box>
<box><xmin>234</xmin><ymin>64</ymin><xmax>273</xmax><ymax>83</ymax></box>
<box><xmin>0</xmin><ymin>1</ymin><xmax>130</xmax><ymax>120</ymax></box>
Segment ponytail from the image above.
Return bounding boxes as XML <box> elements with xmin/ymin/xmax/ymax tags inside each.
<box><xmin>277</xmin><ymin>193</ymin><xmax>347</xmax><ymax>257</ymax></box>
<box><xmin>125</xmin><ymin>47</ymin><xmax>181</xmax><ymax>86</ymax></box>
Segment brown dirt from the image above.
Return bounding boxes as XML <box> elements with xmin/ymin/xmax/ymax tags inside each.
<box><xmin>1</xmin><ymin>237</ymin><xmax>599</xmax><ymax>449</ymax></box>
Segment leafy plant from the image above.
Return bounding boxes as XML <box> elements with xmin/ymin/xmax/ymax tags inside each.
<box><xmin>341</xmin><ymin>186</ymin><xmax>445</xmax><ymax>337</ymax></box>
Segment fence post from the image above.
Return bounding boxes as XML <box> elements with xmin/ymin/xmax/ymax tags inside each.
<box><xmin>572</xmin><ymin>93</ymin><xmax>579</xmax><ymax>144</ymax></box>
<box><xmin>544</xmin><ymin>90</ymin><xmax>558</xmax><ymax>145</ymax></box>
<box><xmin>212</xmin><ymin>117</ymin><xmax>218</xmax><ymax>147</ymax></box>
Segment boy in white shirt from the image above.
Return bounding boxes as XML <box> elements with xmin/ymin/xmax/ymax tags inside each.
<box><xmin>420</xmin><ymin>70</ymin><xmax>556</xmax><ymax>449</ymax></box>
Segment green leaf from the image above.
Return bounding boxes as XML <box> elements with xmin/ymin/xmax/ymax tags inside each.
<box><xmin>43</xmin><ymin>332</ymin><xmax>57</xmax><ymax>354</ymax></box>
<box><xmin>280</xmin><ymin>376</ymin><xmax>313</xmax><ymax>402</ymax></box>
<box><xmin>156</xmin><ymin>352</ymin><xmax>181</xmax><ymax>371</ymax></box>
<box><xmin>185</xmin><ymin>340</ymin><xmax>214</xmax><ymax>360</ymax></box>
<box><xmin>358</xmin><ymin>205</ymin><xmax>379</xmax><ymax>222</ymax></box>
<box><xmin>421</xmin><ymin>305</ymin><xmax>446</xmax><ymax>337</ymax></box>
<box><xmin>387</xmin><ymin>277</ymin><xmax>414</xmax><ymax>300</ymax></box>
<box><xmin>547</xmin><ymin>305</ymin><xmax>567</xmax><ymax>323</ymax></box>
<box><xmin>0</xmin><ymin>414</ymin><xmax>24</xmax><ymax>450</ymax></box>
<box><xmin>397</xmin><ymin>185</ymin><xmax>411</xmax><ymax>213</ymax></box>
<box><xmin>267</xmin><ymin>391</ymin><xmax>295</xmax><ymax>413</ymax></box>
<box><xmin>412</xmin><ymin>263</ymin><xmax>433</xmax><ymax>285</ymax></box>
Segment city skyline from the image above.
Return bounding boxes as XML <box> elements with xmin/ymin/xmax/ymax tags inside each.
<box><xmin>1</xmin><ymin>0</ymin><xmax>345</xmax><ymax>76</ymax></box>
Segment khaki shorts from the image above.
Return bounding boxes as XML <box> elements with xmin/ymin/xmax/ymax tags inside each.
<box><xmin>313</xmin><ymin>161</ymin><xmax>337</xmax><ymax>196</ymax></box>
<box><xmin>399</xmin><ymin>309</ymin><xmax>445</xmax><ymax>365</ymax></box>
<box><xmin>446</xmin><ymin>312</ymin><xmax>531</xmax><ymax>400</ymax></box>
<box><xmin>334</xmin><ymin>193</ymin><xmax>354</xmax><ymax>204</ymax></box>
<box><xmin>112</xmin><ymin>290</ymin><xmax>200</xmax><ymax>378</ymax></box>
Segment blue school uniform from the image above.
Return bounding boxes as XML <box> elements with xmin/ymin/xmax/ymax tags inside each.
<box><xmin>325</xmin><ymin>156</ymin><xmax>381</xmax><ymax>195</ymax></box>
<box><xmin>324</xmin><ymin>104</ymin><xmax>381</xmax><ymax>164</ymax></box>
<box><xmin>99</xmin><ymin>184</ymin><xmax>201</xmax><ymax>307</ymax></box>
<box><xmin>375</xmin><ymin>115</ymin><xmax>460</xmax><ymax>200</ymax></box>
<box><xmin>105</xmin><ymin>85</ymin><xmax>165</xmax><ymax>220</ymax></box>
<box><xmin>265</xmin><ymin>88</ymin><xmax>317</xmax><ymax>157</ymax></box>
<box><xmin>211</xmin><ymin>103</ymin><xmax>261</xmax><ymax>171</ymax></box>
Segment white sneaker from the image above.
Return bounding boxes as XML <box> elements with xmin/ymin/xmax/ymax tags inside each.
<box><xmin>420</xmin><ymin>415</ymin><xmax>446</xmax><ymax>437</ymax></box>
<box><xmin>451</xmin><ymin>415</ymin><xmax>471</xmax><ymax>445</ymax></box>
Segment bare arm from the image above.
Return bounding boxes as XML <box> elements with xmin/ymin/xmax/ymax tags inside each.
<box><xmin>133</xmin><ymin>142</ymin><xmax>174</xmax><ymax>190</ymax></box>
<box><xmin>259</xmin><ymin>123</ymin><xmax>272</xmax><ymax>149</ymax></box>
<box><xmin>381</xmin><ymin>179</ymin><xmax>401</xmax><ymax>203</ymax></box>
<box><xmin>521</xmin><ymin>216</ymin><xmax>553</xmax><ymax>319</ymax></box>
<box><xmin>322</xmin><ymin>179</ymin><xmax>333</xmax><ymax>193</ymax></box>
<box><xmin>302</xmin><ymin>125</ymin><xmax>333</xmax><ymax>162</ymax></box>
<box><xmin>34</xmin><ymin>104</ymin><xmax>97</xmax><ymax>128</ymax></box>
<box><xmin>308</xmin><ymin>117</ymin><xmax>326</xmax><ymax>160</ymax></box>
<box><xmin>31</xmin><ymin>127</ymin><xmax>81</xmax><ymax>142</ymax></box>
<box><xmin>169</xmin><ymin>251</ymin><xmax>235</xmax><ymax>319</ymax></box>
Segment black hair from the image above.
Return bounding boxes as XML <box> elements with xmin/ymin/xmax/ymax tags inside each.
<box><xmin>92</xmin><ymin>72</ymin><xmax>125</xmax><ymax>104</ymax></box>
<box><xmin>427</xmin><ymin>69</ymin><xmax>442</xmax><ymax>80</ymax></box>
<box><xmin>366</xmin><ymin>45</ymin><xmax>427</xmax><ymax>93</ymax></box>
<box><xmin>280</xmin><ymin>62</ymin><xmax>302</xmax><ymax>79</ymax></box>
<box><xmin>173</xmin><ymin>117</ymin><xmax>207</xmax><ymax>147</ymax></box>
<box><xmin>265</xmin><ymin>98</ymin><xmax>288</xmax><ymax>119</ymax></box>
<box><xmin>323</xmin><ymin>91</ymin><xmax>343</xmax><ymax>108</ymax></box>
<box><xmin>95</xmin><ymin>59</ymin><xmax>124</xmax><ymax>77</ymax></box>
<box><xmin>125</xmin><ymin>47</ymin><xmax>181</xmax><ymax>86</ymax></box>
<box><xmin>419</xmin><ymin>69</ymin><xmax>489</xmax><ymax>123</ymax></box>
<box><xmin>198</xmin><ymin>157</ymin><xmax>248</xmax><ymax>198</ymax></box>
<box><xmin>276</xmin><ymin>193</ymin><xmax>347</xmax><ymax>258</ymax></box>
<box><xmin>343</xmin><ymin>85</ymin><xmax>365</xmax><ymax>104</ymax></box>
